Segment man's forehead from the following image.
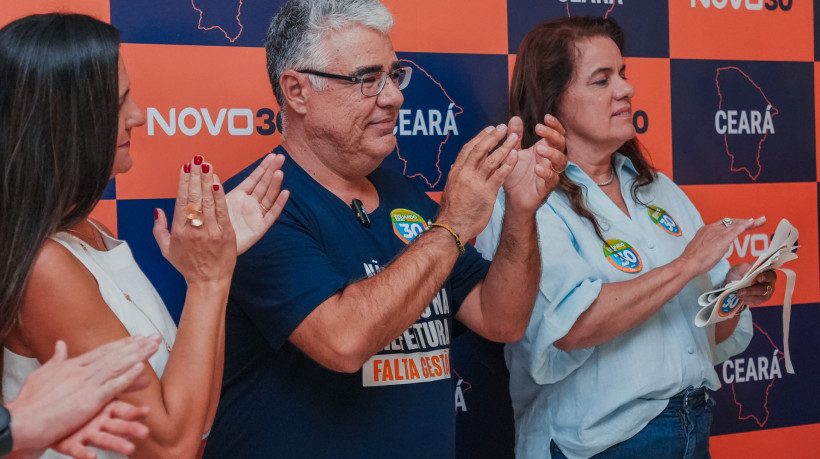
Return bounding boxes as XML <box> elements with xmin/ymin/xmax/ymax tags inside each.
<box><xmin>320</xmin><ymin>25</ymin><xmax>398</xmax><ymax>71</ymax></box>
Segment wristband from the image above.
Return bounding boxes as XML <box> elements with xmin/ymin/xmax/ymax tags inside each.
<box><xmin>429</xmin><ymin>223</ymin><xmax>465</xmax><ymax>256</ymax></box>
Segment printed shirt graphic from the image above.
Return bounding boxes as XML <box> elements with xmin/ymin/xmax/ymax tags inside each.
<box><xmin>363</xmin><ymin>207</ymin><xmax>452</xmax><ymax>388</ymax></box>
<box><xmin>205</xmin><ymin>146</ymin><xmax>490</xmax><ymax>459</ymax></box>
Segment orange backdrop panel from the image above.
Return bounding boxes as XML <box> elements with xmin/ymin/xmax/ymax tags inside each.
<box><xmin>118</xmin><ymin>43</ymin><xmax>281</xmax><ymax>200</ymax></box>
<box><xmin>669</xmin><ymin>2</ymin><xmax>814</xmax><ymax>61</ymax></box>
<box><xmin>682</xmin><ymin>182</ymin><xmax>820</xmax><ymax>306</ymax></box>
<box><xmin>625</xmin><ymin>57</ymin><xmax>673</xmax><ymax>178</ymax></box>
<box><xmin>385</xmin><ymin>0</ymin><xmax>507</xmax><ymax>55</ymax></box>
<box><xmin>816</xmin><ymin>62</ymin><xmax>819</xmax><ymax>184</ymax></box>
<box><xmin>88</xmin><ymin>199</ymin><xmax>119</xmax><ymax>238</ymax></box>
<box><xmin>0</xmin><ymin>0</ymin><xmax>109</xmax><ymax>24</ymax></box>
<box><xmin>711</xmin><ymin>423</ymin><xmax>820</xmax><ymax>458</ymax></box>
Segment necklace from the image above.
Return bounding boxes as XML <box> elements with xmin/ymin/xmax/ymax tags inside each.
<box><xmin>595</xmin><ymin>166</ymin><xmax>615</xmax><ymax>186</ymax></box>
<box><xmin>65</xmin><ymin>223</ymin><xmax>106</xmax><ymax>251</ymax></box>
<box><xmin>63</xmin><ymin>229</ymin><xmax>173</xmax><ymax>353</ymax></box>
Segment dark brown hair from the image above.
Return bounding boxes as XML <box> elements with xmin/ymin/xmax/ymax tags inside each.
<box><xmin>510</xmin><ymin>16</ymin><xmax>656</xmax><ymax>241</ymax></box>
<box><xmin>0</xmin><ymin>13</ymin><xmax>120</xmax><ymax>387</ymax></box>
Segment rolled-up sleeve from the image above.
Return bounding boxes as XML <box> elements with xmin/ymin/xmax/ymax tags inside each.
<box><xmin>476</xmin><ymin>192</ymin><xmax>602</xmax><ymax>385</ymax></box>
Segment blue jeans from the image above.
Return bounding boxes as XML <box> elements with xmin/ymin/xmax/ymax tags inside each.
<box><xmin>550</xmin><ymin>386</ymin><xmax>714</xmax><ymax>459</ymax></box>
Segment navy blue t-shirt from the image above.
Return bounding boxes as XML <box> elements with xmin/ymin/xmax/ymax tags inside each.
<box><xmin>204</xmin><ymin>146</ymin><xmax>490</xmax><ymax>458</ymax></box>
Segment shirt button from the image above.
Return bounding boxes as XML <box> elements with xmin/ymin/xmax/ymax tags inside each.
<box><xmin>687</xmin><ymin>346</ymin><xmax>695</xmax><ymax>354</ymax></box>
<box><xmin>647</xmin><ymin>241</ymin><xmax>655</xmax><ymax>249</ymax></box>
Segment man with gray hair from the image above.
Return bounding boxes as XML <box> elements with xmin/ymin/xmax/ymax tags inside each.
<box><xmin>204</xmin><ymin>0</ymin><xmax>566</xmax><ymax>456</ymax></box>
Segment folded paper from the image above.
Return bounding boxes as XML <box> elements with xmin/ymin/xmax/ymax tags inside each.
<box><xmin>695</xmin><ymin>218</ymin><xmax>798</xmax><ymax>374</ymax></box>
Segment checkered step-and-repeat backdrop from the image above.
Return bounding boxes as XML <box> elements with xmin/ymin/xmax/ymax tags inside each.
<box><xmin>2</xmin><ymin>1</ymin><xmax>818</xmax><ymax>457</ymax></box>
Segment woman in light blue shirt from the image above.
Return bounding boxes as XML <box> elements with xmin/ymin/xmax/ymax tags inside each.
<box><xmin>476</xmin><ymin>17</ymin><xmax>777</xmax><ymax>459</ymax></box>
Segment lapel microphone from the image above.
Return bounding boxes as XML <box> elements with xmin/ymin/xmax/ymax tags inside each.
<box><xmin>350</xmin><ymin>199</ymin><xmax>371</xmax><ymax>228</ymax></box>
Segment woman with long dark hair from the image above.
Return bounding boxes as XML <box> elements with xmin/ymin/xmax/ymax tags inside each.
<box><xmin>477</xmin><ymin>17</ymin><xmax>776</xmax><ymax>458</ymax></box>
<box><xmin>0</xmin><ymin>13</ymin><xmax>287</xmax><ymax>458</ymax></box>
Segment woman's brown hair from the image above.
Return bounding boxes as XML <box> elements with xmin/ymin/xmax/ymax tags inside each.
<box><xmin>510</xmin><ymin>16</ymin><xmax>656</xmax><ymax>241</ymax></box>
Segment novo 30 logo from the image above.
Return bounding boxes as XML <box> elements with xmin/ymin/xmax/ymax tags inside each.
<box><xmin>690</xmin><ymin>0</ymin><xmax>792</xmax><ymax>11</ymax></box>
<box><xmin>726</xmin><ymin>232</ymin><xmax>772</xmax><ymax>258</ymax></box>
<box><xmin>633</xmin><ymin>111</ymin><xmax>649</xmax><ymax>135</ymax></box>
<box><xmin>146</xmin><ymin>107</ymin><xmax>277</xmax><ymax>136</ymax></box>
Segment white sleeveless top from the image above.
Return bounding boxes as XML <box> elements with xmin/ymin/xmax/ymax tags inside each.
<box><xmin>3</xmin><ymin>225</ymin><xmax>177</xmax><ymax>459</ymax></box>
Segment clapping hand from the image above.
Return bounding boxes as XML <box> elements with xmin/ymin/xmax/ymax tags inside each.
<box><xmin>225</xmin><ymin>153</ymin><xmax>290</xmax><ymax>254</ymax></box>
<box><xmin>153</xmin><ymin>156</ymin><xmax>237</xmax><ymax>284</ymax></box>
<box><xmin>502</xmin><ymin>115</ymin><xmax>567</xmax><ymax>214</ymax></box>
<box><xmin>679</xmin><ymin>217</ymin><xmax>766</xmax><ymax>278</ymax></box>
<box><xmin>437</xmin><ymin>124</ymin><xmax>519</xmax><ymax>241</ymax></box>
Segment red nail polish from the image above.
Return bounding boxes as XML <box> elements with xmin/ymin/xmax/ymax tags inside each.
<box><xmin>202</xmin><ymin>163</ymin><xmax>211</xmax><ymax>173</ymax></box>
<box><xmin>154</xmin><ymin>209</ymin><xmax>159</xmax><ymax>220</ymax></box>
<box><xmin>213</xmin><ymin>184</ymin><xmax>220</xmax><ymax>191</ymax></box>
<box><xmin>194</xmin><ymin>155</ymin><xmax>203</xmax><ymax>165</ymax></box>
<box><xmin>184</xmin><ymin>163</ymin><xmax>191</xmax><ymax>173</ymax></box>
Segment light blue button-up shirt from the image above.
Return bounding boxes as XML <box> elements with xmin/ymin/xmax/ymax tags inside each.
<box><xmin>475</xmin><ymin>153</ymin><xmax>752</xmax><ymax>459</ymax></box>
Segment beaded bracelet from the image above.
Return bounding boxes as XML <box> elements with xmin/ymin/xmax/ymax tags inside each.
<box><xmin>429</xmin><ymin>223</ymin><xmax>465</xmax><ymax>256</ymax></box>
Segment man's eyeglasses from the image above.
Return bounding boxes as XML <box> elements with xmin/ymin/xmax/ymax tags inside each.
<box><xmin>297</xmin><ymin>67</ymin><xmax>412</xmax><ymax>97</ymax></box>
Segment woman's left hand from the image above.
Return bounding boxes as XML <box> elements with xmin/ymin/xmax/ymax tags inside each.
<box><xmin>502</xmin><ymin>115</ymin><xmax>567</xmax><ymax>214</ymax></box>
<box><xmin>726</xmin><ymin>262</ymin><xmax>777</xmax><ymax>306</ymax></box>
<box><xmin>225</xmin><ymin>153</ymin><xmax>290</xmax><ymax>255</ymax></box>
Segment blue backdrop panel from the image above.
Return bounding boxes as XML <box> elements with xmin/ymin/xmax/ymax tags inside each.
<box><xmin>111</xmin><ymin>0</ymin><xmax>286</xmax><ymax>47</ymax></box>
<box><xmin>671</xmin><ymin>59</ymin><xmax>816</xmax><ymax>185</ymax></box>
<box><xmin>382</xmin><ymin>52</ymin><xmax>510</xmax><ymax>192</ymax></box>
<box><xmin>506</xmin><ymin>0</ymin><xmax>669</xmax><ymax>58</ymax></box>
<box><xmin>117</xmin><ymin>198</ymin><xmax>186</xmax><ymax>323</ymax></box>
<box><xmin>710</xmin><ymin>303</ymin><xmax>820</xmax><ymax>435</ymax></box>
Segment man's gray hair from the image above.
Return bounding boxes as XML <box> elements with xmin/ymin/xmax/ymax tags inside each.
<box><xmin>265</xmin><ymin>0</ymin><xmax>394</xmax><ymax>123</ymax></box>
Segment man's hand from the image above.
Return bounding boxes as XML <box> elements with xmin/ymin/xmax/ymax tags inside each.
<box><xmin>437</xmin><ymin>124</ymin><xmax>519</xmax><ymax>241</ymax></box>
<box><xmin>225</xmin><ymin>153</ymin><xmax>290</xmax><ymax>254</ymax></box>
<box><xmin>502</xmin><ymin>115</ymin><xmax>567</xmax><ymax>214</ymax></box>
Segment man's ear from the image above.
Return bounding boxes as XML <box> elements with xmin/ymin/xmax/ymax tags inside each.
<box><xmin>280</xmin><ymin>69</ymin><xmax>310</xmax><ymax>115</ymax></box>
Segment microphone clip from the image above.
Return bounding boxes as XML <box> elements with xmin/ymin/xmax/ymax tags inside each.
<box><xmin>350</xmin><ymin>199</ymin><xmax>371</xmax><ymax>228</ymax></box>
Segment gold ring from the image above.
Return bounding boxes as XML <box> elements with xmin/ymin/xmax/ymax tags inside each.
<box><xmin>722</xmin><ymin>217</ymin><xmax>733</xmax><ymax>227</ymax></box>
<box><xmin>764</xmin><ymin>283</ymin><xmax>772</xmax><ymax>296</ymax></box>
<box><xmin>550</xmin><ymin>164</ymin><xmax>565</xmax><ymax>174</ymax></box>
<box><xmin>185</xmin><ymin>203</ymin><xmax>204</xmax><ymax>228</ymax></box>
<box><xmin>260</xmin><ymin>203</ymin><xmax>269</xmax><ymax>213</ymax></box>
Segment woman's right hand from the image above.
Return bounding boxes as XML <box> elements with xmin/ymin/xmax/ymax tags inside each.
<box><xmin>677</xmin><ymin>216</ymin><xmax>766</xmax><ymax>278</ymax></box>
<box><xmin>153</xmin><ymin>155</ymin><xmax>237</xmax><ymax>285</ymax></box>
